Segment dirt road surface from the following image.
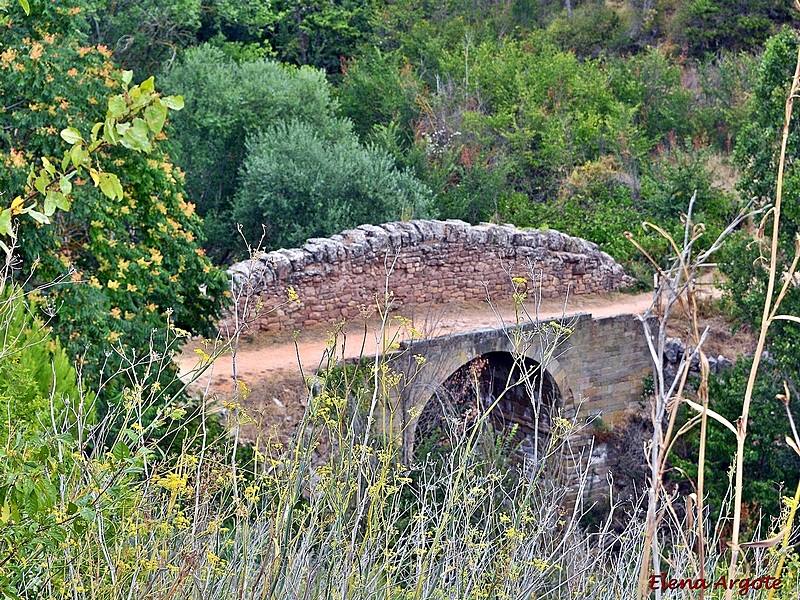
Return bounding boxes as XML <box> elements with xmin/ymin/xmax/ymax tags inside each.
<box><xmin>179</xmin><ymin>290</ymin><xmax>656</xmax><ymax>394</ymax></box>
<box><xmin>177</xmin><ymin>288</ymin><xmax>752</xmax><ymax>443</ymax></box>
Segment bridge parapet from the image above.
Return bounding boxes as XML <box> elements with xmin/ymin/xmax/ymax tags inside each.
<box><xmin>227</xmin><ymin>220</ymin><xmax>636</xmax><ymax>332</ymax></box>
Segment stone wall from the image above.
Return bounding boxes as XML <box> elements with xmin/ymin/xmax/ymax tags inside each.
<box><xmin>228</xmin><ymin>219</ymin><xmax>635</xmax><ymax>331</ymax></box>
<box><xmin>390</xmin><ymin>313</ymin><xmax>653</xmax><ymax>505</ymax></box>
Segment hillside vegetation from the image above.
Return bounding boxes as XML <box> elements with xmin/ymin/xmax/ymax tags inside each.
<box><xmin>3</xmin><ymin>0</ymin><xmax>800</xmax><ymax>597</ymax></box>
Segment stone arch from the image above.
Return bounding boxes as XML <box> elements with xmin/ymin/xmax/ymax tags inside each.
<box><xmin>411</xmin><ymin>350</ymin><xmax>566</xmax><ymax>462</ymax></box>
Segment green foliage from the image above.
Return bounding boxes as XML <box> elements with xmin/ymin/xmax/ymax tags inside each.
<box><xmin>234</xmin><ymin>119</ymin><xmax>432</xmax><ymax>250</ymax></box>
<box><xmin>163</xmin><ymin>45</ymin><xmax>353</xmax><ymax>259</ymax></box>
<box><xmin>337</xmin><ymin>48</ymin><xmax>422</xmax><ymax>145</ymax></box>
<box><xmin>546</xmin><ymin>2</ymin><xmax>633</xmax><ymax>58</ymax></box>
<box><xmin>0</xmin><ymin>0</ymin><xmax>228</xmax><ymax>405</ymax></box>
<box><xmin>270</xmin><ymin>0</ymin><xmax>373</xmax><ymax>74</ymax></box>
<box><xmin>0</xmin><ymin>285</ymin><xmax>81</xmax><ymax>438</ymax></box>
<box><xmin>671</xmin><ymin>359</ymin><xmax>800</xmax><ymax>525</ymax></box>
<box><xmin>606</xmin><ymin>48</ymin><xmax>695</xmax><ymax>147</ymax></box>
<box><xmin>0</xmin><ymin>430</ymin><xmax>70</xmax><ymax>598</ymax></box>
<box><xmin>639</xmin><ymin>145</ymin><xmax>738</xmax><ymax>247</ymax></box>
<box><xmin>693</xmin><ymin>51</ymin><xmax>760</xmax><ymax>151</ymax></box>
<box><xmin>83</xmin><ymin>0</ymin><xmax>203</xmax><ymax>75</ymax></box>
<box><xmin>669</xmin><ymin>0</ymin><xmax>794</xmax><ymax>58</ymax></box>
<box><xmin>537</xmin><ymin>178</ymin><xmax>644</xmax><ymax>265</ymax></box>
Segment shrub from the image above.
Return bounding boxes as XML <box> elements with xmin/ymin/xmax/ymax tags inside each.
<box><xmin>546</xmin><ymin>2</ymin><xmax>633</xmax><ymax>58</ymax></box>
<box><xmin>233</xmin><ymin>119</ymin><xmax>432</xmax><ymax>250</ymax></box>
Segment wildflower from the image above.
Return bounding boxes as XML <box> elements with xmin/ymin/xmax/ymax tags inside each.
<box><xmin>155</xmin><ymin>472</ymin><xmax>188</xmax><ymax>493</ymax></box>
<box><xmin>29</xmin><ymin>42</ymin><xmax>43</xmax><ymax>61</ymax></box>
<box><xmin>244</xmin><ymin>485</ymin><xmax>260</xmax><ymax>503</ymax></box>
<box><xmin>172</xmin><ymin>514</ymin><xmax>190</xmax><ymax>529</ymax></box>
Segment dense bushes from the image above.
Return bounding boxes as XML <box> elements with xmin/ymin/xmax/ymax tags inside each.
<box><xmin>164</xmin><ymin>45</ymin><xmax>431</xmax><ymax>260</ymax></box>
<box><xmin>234</xmin><ymin>120</ymin><xmax>431</xmax><ymax>250</ymax></box>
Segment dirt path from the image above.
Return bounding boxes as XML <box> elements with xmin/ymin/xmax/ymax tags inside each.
<box><xmin>179</xmin><ymin>290</ymin><xmax>656</xmax><ymax>397</ymax></box>
<box><xmin>178</xmin><ymin>286</ymin><xmax>755</xmax><ymax>444</ymax></box>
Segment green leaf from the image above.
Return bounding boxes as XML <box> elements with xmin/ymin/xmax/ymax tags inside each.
<box><xmin>70</xmin><ymin>144</ymin><xmax>87</xmax><ymax>169</ymax></box>
<box><xmin>120</xmin><ymin>118</ymin><xmax>152</xmax><ymax>153</ymax></box>
<box><xmin>55</xmin><ymin>194</ymin><xmax>70</xmax><ymax>211</ymax></box>
<box><xmin>103</xmin><ymin>119</ymin><xmax>120</xmax><ymax>145</ymax></box>
<box><xmin>112</xmin><ymin>441</ymin><xmax>130</xmax><ymax>460</ymax></box>
<box><xmin>79</xmin><ymin>507</ymin><xmax>96</xmax><ymax>522</ymax></box>
<box><xmin>90</xmin><ymin>122</ymin><xmax>103</xmax><ymax>142</ymax></box>
<box><xmin>34</xmin><ymin>172</ymin><xmax>50</xmax><ymax>195</ymax></box>
<box><xmin>144</xmin><ymin>101</ymin><xmax>168</xmax><ymax>133</ymax></box>
<box><xmin>18</xmin><ymin>0</ymin><xmax>30</xmax><ymax>15</ymax></box>
<box><xmin>72</xmin><ymin>519</ymin><xmax>86</xmax><ymax>535</ymax></box>
<box><xmin>107</xmin><ymin>95</ymin><xmax>126</xmax><ymax>119</ymax></box>
<box><xmin>161</xmin><ymin>95</ymin><xmax>184</xmax><ymax>111</ymax></box>
<box><xmin>44</xmin><ymin>193</ymin><xmax>56</xmax><ymax>217</ymax></box>
<box><xmin>60</xmin><ymin>127</ymin><xmax>82</xmax><ymax>145</ymax></box>
<box><xmin>59</xmin><ymin>177</ymin><xmax>72</xmax><ymax>195</ymax></box>
<box><xmin>0</xmin><ymin>210</ymin><xmax>12</xmax><ymax>237</ymax></box>
<box><xmin>27</xmin><ymin>210</ymin><xmax>49</xmax><ymax>225</ymax></box>
<box><xmin>66</xmin><ymin>502</ymin><xmax>78</xmax><ymax>516</ymax></box>
<box><xmin>139</xmin><ymin>76</ymin><xmax>155</xmax><ymax>93</ymax></box>
<box><xmin>122</xmin><ymin>70</ymin><xmax>133</xmax><ymax>87</ymax></box>
<box><xmin>98</xmin><ymin>172</ymin><xmax>123</xmax><ymax>200</ymax></box>
<box><xmin>41</xmin><ymin>157</ymin><xmax>55</xmax><ymax>177</ymax></box>
<box><xmin>44</xmin><ymin>191</ymin><xmax>68</xmax><ymax>216</ymax></box>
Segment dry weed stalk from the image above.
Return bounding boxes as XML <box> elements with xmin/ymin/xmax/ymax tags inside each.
<box><xmin>628</xmin><ymin>193</ymin><xmax>761</xmax><ymax>600</ymax></box>
<box><xmin>727</xmin><ymin>9</ymin><xmax>800</xmax><ymax>597</ymax></box>
<box><xmin>631</xmin><ymin>11</ymin><xmax>800</xmax><ymax>597</ymax></box>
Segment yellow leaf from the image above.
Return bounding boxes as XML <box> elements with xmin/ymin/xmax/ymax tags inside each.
<box><xmin>9</xmin><ymin>196</ymin><xmax>25</xmax><ymax>216</ymax></box>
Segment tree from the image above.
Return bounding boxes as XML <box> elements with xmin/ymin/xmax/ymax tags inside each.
<box><xmin>269</xmin><ymin>0</ymin><xmax>373</xmax><ymax>74</ymax></box>
<box><xmin>0</xmin><ymin>0</ymin><xmax>228</xmax><ymax>405</ymax></box>
<box><xmin>233</xmin><ymin>119</ymin><xmax>431</xmax><ymax>250</ymax></box>
<box><xmin>162</xmin><ymin>45</ymin><xmax>353</xmax><ymax>260</ymax></box>
<box><xmin>83</xmin><ymin>0</ymin><xmax>278</xmax><ymax>75</ymax></box>
<box><xmin>83</xmin><ymin>0</ymin><xmax>203</xmax><ymax>75</ymax></box>
<box><xmin>725</xmin><ymin>27</ymin><xmax>800</xmax><ymax>379</ymax></box>
<box><xmin>669</xmin><ymin>0</ymin><xmax>796</xmax><ymax>58</ymax></box>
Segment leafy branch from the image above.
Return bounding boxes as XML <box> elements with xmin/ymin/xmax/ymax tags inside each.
<box><xmin>0</xmin><ymin>70</ymin><xmax>183</xmax><ymax>252</ymax></box>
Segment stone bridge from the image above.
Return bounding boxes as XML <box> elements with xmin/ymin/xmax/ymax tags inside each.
<box><xmin>227</xmin><ymin>219</ymin><xmax>652</xmax><ymax>502</ymax></box>
<box><xmin>385</xmin><ymin>312</ymin><xmax>652</xmax><ymax>501</ymax></box>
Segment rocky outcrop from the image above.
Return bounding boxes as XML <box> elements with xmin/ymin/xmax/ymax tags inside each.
<box><xmin>662</xmin><ymin>337</ymin><xmax>733</xmax><ymax>382</ymax></box>
<box><xmin>227</xmin><ymin>219</ymin><xmax>636</xmax><ymax>331</ymax></box>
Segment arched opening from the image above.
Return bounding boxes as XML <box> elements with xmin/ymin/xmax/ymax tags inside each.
<box><xmin>414</xmin><ymin>352</ymin><xmax>561</xmax><ymax>464</ymax></box>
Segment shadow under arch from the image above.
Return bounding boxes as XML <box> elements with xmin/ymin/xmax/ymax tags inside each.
<box><xmin>413</xmin><ymin>351</ymin><xmax>562</xmax><ymax>463</ymax></box>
